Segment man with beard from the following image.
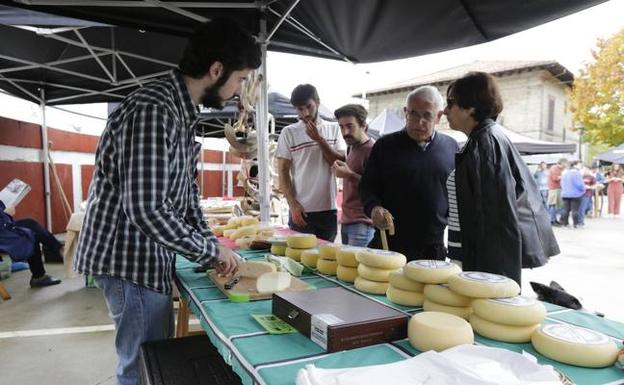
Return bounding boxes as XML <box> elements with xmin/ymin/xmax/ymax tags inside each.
<box><xmin>360</xmin><ymin>86</ymin><xmax>458</xmax><ymax>259</ymax></box>
<box><xmin>331</xmin><ymin>104</ymin><xmax>376</xmax><ymax>246</ymax></box>
<box><xmin>277</xmin><ymin>84</ymin><xmax>347</xmax><ymax>241</ymax></box>
<box><xmin>74</xmin><ymin>19</ymin><xmax>260</xmax><ymax>385</ymax></box>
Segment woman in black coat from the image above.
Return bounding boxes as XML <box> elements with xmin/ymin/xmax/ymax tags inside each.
<box><xmin>443</xmin><ymin>72</ymin><xmax>559</xmax><ymax>285</ymax></box>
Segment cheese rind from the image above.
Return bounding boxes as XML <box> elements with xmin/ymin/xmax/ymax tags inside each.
<box><xmin>270</xmin><ymin>244</ymin><xmax>287</xmax><ymax>256</ymax></box>
<box><xmin>408</xmin><ymin>311</ymin><xmax>474</xmax><ymax>352</ymax></box>
<box><xmin>318</xmin><ymin>243</ymin><xmax>341</xmax><ymax>260</ymax></box>
<box><xmin>423</xmin><ymin>299</ymin><xmax>472</xmax><ymax>320</ymax></box>
<box><xmin>355</xmin><ymin>249</ymin><xmax>406</xmax><ymax>269</ymax></box>
<box><xmin>447</xmin><ymin>271</ymin><xmax>520</xmax><ymax>298</ymax></box>
<box><xmin>238</xmin><ymin>261</ymin><xmax>277</xmax><ymax>278</ymax></box>
<box><xmin>469</xmin><ymin>314</ymin><xmax>538</xmax><ymax>343</ymax></box>
<box><xmin>301</xmin><ymin>250</ymin><xmax>320</xmax><ymax>268</ymax></box>
<box><xmin>424</xmin><ymin>284</ymin><xmax>471</xmax><ymax>307</ymax></box>
<box><xmin>336</xmin><ymin>265</ymin><xmax>358</xmax><ymax>283</ymax></box>
<box><xmin>354</xmin><ymin>276</ymin><xmax>389</xmax><ymax>295</ymax></box>
<box><xmin>336</xmin><ymin>246</ymin><xmax>364</xmax><ymax>267</ymax></box>
<box><xmin>316</xmin><ymin>258</ymin><xmax>338</xmax><ymax>275</ymax></box>
<box><xmin>286</xmin><ymin>234</ymin><xmax>317</xmax><ymax>249</ymax></box>
<box><xmin>386</xmin><ymin>286</ymin><xmax>425</xmax><ymax>306</ymax></box>
<box><xmin>531</xmin><ymin>324</ymin><xmax>619</xmax><ymax>368</ymax></box>
<box><xmin>404</xmin><ymin>260</ymin><xmax>461</xmax><ymax>284</ymax></box>
<box><xmin>285</xmin><ymin>247</ymin><xmax>305</xmax><ymax>261</ymax></box>
<box><xmin>472</xmin><ymin>296</ymin><xmax>546</xmax><ymax>326</ymax></box>
<box><xmin>357</xmin><ymin>264</ymin><xmax>397</xmax><ymax>282</ymax></box>
<box><xmin>388</xmin><ymin>270</ymin><xmax>425</xmax><ymax>292</ymax></box>
<box><xmin>256</xmin><ymin>272</ymin><xmax>291</xmax><ymax>294</ymax></box>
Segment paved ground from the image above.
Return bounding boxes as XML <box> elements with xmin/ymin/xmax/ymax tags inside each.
<box><xmin>0</xmin><ymin>213</ymin><xmax>622</xmax><ymax>384</ymax></box>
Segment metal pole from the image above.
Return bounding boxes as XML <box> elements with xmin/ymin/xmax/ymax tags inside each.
<box><xmin>255</xmin><ymin>19</ymin><xmax>271</xmax><ymax>222</ymax></box>
<box><xmin>40</xmin><ymin>88</ymin><xmax>53</xmax><ymax>231</ymax></box>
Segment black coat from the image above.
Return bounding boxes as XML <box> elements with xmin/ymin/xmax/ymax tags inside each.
<box><xmin>454</xmin><ymin>119</ymin><xmax>559</xmax><ymax>284</ymax></box>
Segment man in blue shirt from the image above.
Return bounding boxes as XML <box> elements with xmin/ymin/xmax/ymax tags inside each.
<box><xmin>560</xmin><ymin>160</ymin><xmax>586</xmax><ymax>228</ymax></box>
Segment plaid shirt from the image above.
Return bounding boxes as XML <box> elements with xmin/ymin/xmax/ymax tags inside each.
<box><xmin>74</xmin><ymin>70</ymin><xmax>219</xmax><ymax>294</ymax></box>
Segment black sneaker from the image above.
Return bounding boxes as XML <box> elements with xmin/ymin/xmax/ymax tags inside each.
<box><xmin>30</xmin><ymin>274</ymin><xmax>62</xmax><ymax>288</ymax></box>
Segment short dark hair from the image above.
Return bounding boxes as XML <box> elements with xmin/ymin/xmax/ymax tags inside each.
<box><xmin>179</xmin><ymin>18</ymin><xmax>261</xmax><ymax>79</ymax></box>
<box><xmin>570</xmin><ymin>160</ymin><xmax>582</xmax><ymax>167</ymax></box>
<box><xmin>290</xmin><ymin>84</ymin><xmax>319</xmax><ymax>106</ymax></box>
<box><xmin>334</xmin><ymin>104</ymin><xmax>368</xmax><ymax>126</ymax></box>
<box><xmin>447</xmin><ymin>72</ymin><xmax>503</xmax><ymax>122</ymax></box>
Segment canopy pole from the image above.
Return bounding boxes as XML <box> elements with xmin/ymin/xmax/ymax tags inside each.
<box><xmin>255</xmin><ymin>18</ymin><xmax>271</xmax><ymax>222</ymax></box>
<box><xmin>40</xmin><ymin>88</ymin><xmax>53</xmax><ymax>232</ymax></box>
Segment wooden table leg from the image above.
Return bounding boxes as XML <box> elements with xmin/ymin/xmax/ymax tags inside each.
<box><xmin>175</xmin><ymin>297</ymin><xmax>190</xmax><ymax>337</ymax></box>
<box><xmin>0</xmin><ymin>281</ymin><xmax>11</xmax><ymax>300</ymax></box>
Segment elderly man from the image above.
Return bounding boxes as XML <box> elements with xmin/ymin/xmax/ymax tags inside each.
<box><xmin>360</xmin><ymin>86</ymin><xmax>458</xmax><ymax>259</ymax></box>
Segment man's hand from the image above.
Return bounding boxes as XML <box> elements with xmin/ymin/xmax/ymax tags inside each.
<box><xmin>214</xmin><ymin>245</ymin><xmax>239</xmax><ymax>277</ymax></box>
<box><xmin>371</xmin><ymin>206</ymin><xmax>393</xmax><ymax>230</ymax></box>
<box><xmin>289</xmin><ymin>200</ymin><xmax>307</xmax><ymax>227</ymax></box>
<box><xmin>3</xmin><ymin>205</ymin><xmax>16</xmax><ymax>216</ymax></box>
<box><xmin>332</xmin><ymin>160</ymin><xmax>353</xmax><ymax>179</ymax></box>
<box><xmin>304</xmin><ymin>119</ymin><xmax>323</xmax><ymax>141</ymax></box>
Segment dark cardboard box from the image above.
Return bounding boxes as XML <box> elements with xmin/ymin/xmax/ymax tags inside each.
<box><xmin>272</xmin><ymin>287</ymin><xmax>408</xmax><ymax>352</ymax></box>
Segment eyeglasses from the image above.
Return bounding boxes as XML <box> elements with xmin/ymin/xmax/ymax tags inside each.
<box><xmin>405</xmin><ymin>110</ymin><xmax>435</xmax><ymax>122</ymax></box>
<box><xmin>446</xmin><ymin>98</ymin><xmax>456</xmax><ymax>107</ymax></box>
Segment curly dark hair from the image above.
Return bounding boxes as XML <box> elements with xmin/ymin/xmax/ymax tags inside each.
<box><xmin>447</xmin><ymin>71</ymin><xmax>503</xmax><ymax>122</ymax></box>
<box><xmin>334</xmin><ymin>104</ymin><xmax>368</xmax><ymax>126</ymax></box>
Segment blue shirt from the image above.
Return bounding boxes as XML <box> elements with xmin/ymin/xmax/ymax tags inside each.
<box><xmin>533</xmin><ymin>169</ymin><xmax>549</xmax><ymax>191</ymax></box>
<box><xmin>561</xmin><ymin>168</ymin><xmax>585</xmax><ymax>198</ymax></box>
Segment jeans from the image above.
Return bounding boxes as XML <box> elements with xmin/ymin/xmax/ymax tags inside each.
<box><xmin>539</xmin><ymin>189</ymin><xmax>548</xmax><ymax>211</ymax></box>
<box><xmin>288</xmin><ymin>210</ymin><xmax>337</xmax><ymax>241</ymax></box>
<box><xmin>578</xmin><ymin>195</ymin><xmax>592</xmax><ymax>225</ymax></box>
<box><xmin>561</xmin><ymin>197</ymin><xmax>582</xmax><ymax>227</ymax></box>
<box><xmin>341</xmin><ymin>222</ymin><xmax>375</xmax><ymax>247</ymax></box>
<box><xmin>95</xmin><ymin>275</ymin><xmax>174</xmax><ymax>385</ymax></box>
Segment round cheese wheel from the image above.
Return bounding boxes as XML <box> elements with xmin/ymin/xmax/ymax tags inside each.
<box><xmin>357</xmin><ymin>264</ymin><xmax>397</xmax><ymax>282</ymax></box>
<box><xmin>388</xmin><ymin>270</ymin><xmax>425</xmax><ymax>292</ymax></box>
<box><xmin>447</xmin><ymin>271</ymin><xmax>520</xmax><ymax>298</ymax></box>
<box><xmin>403</xmin><ymin>259</ymin><xmax>461</xmax><ymax>284</ymax></box>
<box><xmin>336</xmin><ymin>265</ymin><xmax>358</xmax><ymax>283</ymax></box>
<box><xmin>285</xmin><ymin>247</ymin><xmax>305</xmax><ymax>261</ymax></box>
<box><xmin>240</xmin><ymin>216</ymin><xmax>260</xmax><ymax>226</ymax></box>
<box><xmin>235</xmin><ymin>235</ymin><xmax>255</xmax><ymax>250</ymax></box>
<box><xmin>354</xmin><ymin>276</ymin><xmax>389</xmax><ymax>295</ymax></box>
<box><xmin>469</xmin><ymin>314</ymin><xmax>538</xmax><ymax>343</ymax></box>
<box><xmin>408</xmin><ymin>312</ymin><xmax>474</xmax><ymax>352</ymax></box>
<box><xmin>356</xmin><ymin>249</ymin><xmax>406</xmax><ymax>269</ymax></box>
<box><xmin>386</xmin><ymin>285</ymin><xmax>425</xmax><ymax>306</ymax></box>
<box><xmin>318</xmin><ymin>243</ymin><xmax>341</xmax><ymax>260</ymax></box>
<box><xmin>336</xmin><ymin>246</ymin><xmax>364</xmax><ymax>267</ymax></box>
<box><xmin>223</xmin><ymin>228</ymin><xmax>236</xmax><ymax>238</ymax></box>
<box><xmin>424</xmin><ymin>284</ymin><xmax>471</xmax><ymax>307</ymax></box>
<box><xmin>316</xmin><ymin>258</ymin><xmax>338</xmax><ymax>275</ymax></box>
<box><xmin>286</xmin><ymin>234</ymin><xmax>317</xmax><ymax>249</ymax></box>
<box><xmin>212</xmin><ymin>225</ymin><xmax>226</xmax><ymax>237</ymax></box>
<box><xmin>472</xmin><ymin>296</ymin><xmax>546</xmax><ymax>326</ymax></box>
<box><xmin>423</xmin><ymin>299</ymin><xmax>472</xmax><ymax>320</ymax></box>
<box><xmin>270</xmin><ymin>244</ymin><xmax>286</xmax><ymax>256</ymax></box>
<box><xmin>531</xmin><ymin>324</ymin><xmax>619</xmax><ymax>368</ymax></box>
<box><xmin>300</xmin><ymin>250</ymin><xmax>320</xmax><ymax>268</ymax></box>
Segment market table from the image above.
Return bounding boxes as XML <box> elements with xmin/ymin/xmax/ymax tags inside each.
<box><xmin>175</xmin><ymin>249</ymin><xmax>624</xmax><ymax>385</ymax></box>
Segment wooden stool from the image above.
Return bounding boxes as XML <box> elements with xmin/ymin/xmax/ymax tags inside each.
<box><xmin>175</xmin><ymin>297</ymin><xmax>190</xmax><ymax>337</ymax></box>
<box><xmin>0</xmin><ymin>281</ymin><xmax>10</xmax><ymax>300</ymax></box>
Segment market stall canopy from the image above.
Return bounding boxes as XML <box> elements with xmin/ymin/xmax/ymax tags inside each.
<box><xmin>595</xmin><ymin>143</ymin><xmax>624</xmax><ymax>164</ymax></box>
<box><xmin>0</xmin><ymin>0</ymin><xmax>607</xmax><ymax>105</ymax></box>
<box><xmin>368</xmin><ymin>108</ymin><xmax>405</xmax><ymax>139</ymax></box>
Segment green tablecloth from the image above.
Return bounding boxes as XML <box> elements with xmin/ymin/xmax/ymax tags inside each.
<box><xmin>175</xmin><ymin>253</ymin><xmax>624</xmax><ymax>385</ymax></box>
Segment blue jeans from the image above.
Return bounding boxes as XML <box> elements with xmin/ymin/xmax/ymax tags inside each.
<box><xmin>95</xmin><ymin>275</ymin><xmax>174</xmax><ymax>385</ymax></box>
<box><xmin>578</xmin><ymin>195</ymin><xmax>592</xmax><ymax>225</ymax></box>
<box><xmin>341</xmin><ymin>222</ymin><xmax>375</xmax><ymax>247</ymax></box>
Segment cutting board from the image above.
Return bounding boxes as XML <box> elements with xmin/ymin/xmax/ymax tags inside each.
<box><xmin>208</xmin><ymin>271</ymin><xmax>313</xmax><ymax>301</ymax></box>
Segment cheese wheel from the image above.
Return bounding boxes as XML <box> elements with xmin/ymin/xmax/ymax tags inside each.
<box><xmin>357</xmin><ymin>264</ymin><xmax>396</xmax><ymax>282</ymax></box>
<box><xmin>316</xmin><ymin>258</ymin><xmax>338</xmax><ymax>275</ymax></box>
<box><xmin>408</xmin><ymin>312</ymin><xmax>474</xmax><ymax>352</ymax></box>
<box><xmin>319</xmin><ymin>243</ymin><xmax>341</xmax><ymax>260</ymax></box>
<box><xmin>423</xmin><ymin>299</ymin><xmax>472</xmax><ymax>320</ymax></box>
<box><xmin>270</xmin><ymin>244</ymin><xmax>286</xmax><ymax>256</ymax></box>
<box><xmin>336</xmin><ymin>265</ymin><xmax>358</xmax><ymax>283</ymax></box>
<box><xmin>447</xmin><ymin>271</ymin><xmax>520</xmax><ymax>298</ymax></box>
<box><xmin>403</xmin><ymin>260</ymin><xmax>461</xmax><ymax>284</ymax></box>
<box><xmin>256</xmin><ymin>271</ymin><xmax>291</xmax><ymax>294</ymax></box>
<box><xmin>285</xmin><ymin>247</ymin><xmax>305</xmax><ymax>261</ymax></box>
<box><xmin>230</xmin><ymin>225</ymin><xmax>257</xmax><ymax>240</ymax></box>
<box><xmin>354</xmin><ymin>276</ymin><xmax>389</xmax><ymax>295</ymax></box>
<box><xmin>300</xmin><ymin>250</ymin><xmax>320</xmax><ymax>268</ymax></box>
<box><xmin>235</xmin><ymin>235</ymin><xmax>255</xmax><ymax>249</ymax></box>
<box><xmin>531</xmin><ymin>324</ymin><xmax>619</xmax><ymax>368</ymax></box>
<box><xmin>238</xmin><ymin>261</ymin><xmax>277</xmax><ymax>278</ymax></box>
<box><xmin>472</xmin><ymin>296</ymin><xmax>546</xmax><ymax>326</ymax></box>
<box><xmin>386</xmin><ymin>286</ymin><xmax>425</xmax><ymax>306</ymax></box>
<box><xmin>388</xmin><ymin>270</ymin><xmax>425</xmax><ymax>292</ymax></box>
<box><xmin>356</xmin><ymin>249</ymin><xmax>406</xmax><ymax>269</ymax></box>
<box><xmin>336</xmin><ymin>246</ymin><xmax>364</xmax><ymax>267</ymax></box>
<box><xmin>286</xmin><ymin>234</ymin><xmax>317</xmax><ymax>249</ymax></box>
<box><xmin>469</xmin><ymin>314</ymin><xmax>538</xmax><ymax>343</ymax></box>
<box><xmin>424</xmin><ymin>284</ymin><xmax>471</xmax><ymax>307</ymax></box>
<box><xmin>212</xmin><ymin>225</ymin><xmax>226</xmax><ymax>237</ymax></box>
<box><xmin>240</xmin><ymin>216</ymin><xmax>260</xmax><ymax>226</ymax></box>
<box><xmin>223</xmin><ymin>228</ymin><xmax>236</xmax><ymax>238</ymax></box>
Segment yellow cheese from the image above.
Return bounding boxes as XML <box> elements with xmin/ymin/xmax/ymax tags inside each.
<box><xmin>386</xmin><ymin>285</ymin><xmax>425</xmax><ymax>306</ymax></box>
<box><xmin>316</xmin><ymin>258</ymin><xmax>338</xmax><ymax>275</ymax></box>
<box><xmin>447</xmin><ymin>271</ymin><xmax>520</xmax><ymax>298</ymax></box>
<box><xmin>423</xmin><ymin>299</ymin><xmax>473</xmax><ymax>320</ymax></box>
<box><xmin>238</xmin><ymin>260</ymin><xmax>277</xmax><ymax>278</ymax></box>
<box><xmin>354</xmin><ymin>276</ymin><xmax>389</xmax><ymax>295</ymax></box>
<box><xmin>285</xmin><ymin>247</ymin><xmax>305</xmax><ymax>261</ymax></box>
<box><xmin>240</xmin><ymin>216</ymin><xmax>260</xmax><ymax>226</ymax></box>
<box><xmin>424</xmin><ymin>284</ymin><xmax>471</xmax><ymax>307</ymax></box>
<box><xmin>230</xmin><ymin>225</ymin><xmax>257</xmax><ymax>240</ymax></box>
<box><xmin>472</xmin><ymin>296</ymin><xmax>546</xmax><ymax>326</ymax></box>
<box><xmin>388</xmin><ymin>270</ymin><xmax>425</xmax><ymax>292</ymax></box>
<box><xmin>469</xmin><ymin>314</ymin><xmax>538</xmax><ymax>343</ymax></box>
<box><xmin>270</xmin><ymin>244</ymin><xmax>286</xmax><ymax>256</ymax></box>
<box><xmin>286</xmin><ymin>233</ymin><xmax>317</xmax><ymax>249</ymax></box>
<box><xmin>355</xmin><ymin>249</ymin><xmax>406</xmax><ymax>269</ymax></box>
<box><xmin>357</xmin><ymin>264</ymin><xmax>397</xmax><ymax>282</ymax></box>
<box><xmin>212</xmin><ymin>225</ymin><xmax>226</xmax><ymax>237</ymax></box>
<box><xmin>403</xmin><ymin>259</ymin><xmax>461</xmax><ymax>284</ymax></box>
<box><xmin>336</xmin><ymin>265</ymin><xmax>358</xmax><ymax>283</ymax></box>
<box><xmin>335</xmin><ymin>246</ymin><xmax>364</xmax><ymax>267</ymax></box>
<box><xmin>300</xmin><ymin>250</ymin><xmax>320</xmax><ymax>268</ymax></box>
<box><xmin>408</xmin><ymin>312</ymin><xmax>474</xmax><ymax>352</ymax></box>
<box><xmin>318</xmin><ymin>243</ymin><xmax>341</xmax><ymax>260</ymax></box>
<box><xmin>256</xmin><ymin>271</ymin><xmax>291</xmax><ymax>294</ymax></box>
<box><xmin>223</xmin><ymin>228</ymin><xmax>236</xmax><ymax>238</ymax></box>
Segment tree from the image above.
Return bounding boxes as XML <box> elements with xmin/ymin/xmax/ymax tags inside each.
<box><xmin>569</xmin><ymin>29</ymin><xmax>624</xmax><ymax>146</ymax></box>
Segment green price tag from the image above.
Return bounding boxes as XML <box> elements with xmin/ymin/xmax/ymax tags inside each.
<box><xmin>251</xmin><ymin>314</ymin><xmax>298</xmax><ymax>334</ymax></box>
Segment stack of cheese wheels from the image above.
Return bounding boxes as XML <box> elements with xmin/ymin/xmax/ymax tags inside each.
<box><xmin>212</xmin><ymin>215</ymin><xmax>260</xmax><ymax>237</ymax></box>
<box><xmin>300</xmin><ymin>249</ymin><xmax>320</xmax><ymax>269</ymax></box>
<box><xmin>531</xmin><ymin>324</ymin><xmax>619</xmax><ymax>368</ymax></box>
<box><xmin>469</xmin><ymin>296</ymin><xmax>546</xmax><ymax>342</ymax></box>
<box><xmin>408</xmin><ymin>311</ymin><xmax>474</xmax><ymax>352</ymax></box>
<box><xmin>335</xmin><ymin>246</ymin><xmax>364</xmax><ymax>283</ymax></box>
<box><xmin>423</xmin><ymin>283</ymin><xmax>472</xmax><ymax>319</ymax></box>
<box><xmin>285</xmin><ymin>234</ymin><xmax>318</xmax><ymax>262</ymax></box>
<box><xmin>268</xmin><ymin>236</ymin><xmax>288</xmax><ymax>256</ymax></box>
<box><xmin>386</xmin><ymin>269</ymin><xmax>425</xmax><ymax>306</ymax></box>
<box><xmin>316</xmin><ymin>243</ymin><xmax>341</xmax><ymax>275</ymax></box>
<box><xmin>354</xmin><ymin>249</ymin><xmax>406</xmax><ymax>295</ymax></box>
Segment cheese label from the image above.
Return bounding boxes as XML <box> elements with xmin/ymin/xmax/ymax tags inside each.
<box><xmin>542</xmin><ymin>324</ymin><xmax>609</xmax><ymax>345</ymax></box>
<box><xmin>490</xmin><ymin>296</ymin><xmax>535</xmax><ymax>307</ymax></box>
<box><xmin>341</xmin><ymin>246</ymin><xmax>366</xmax><ymax>252</ymax></box>
<box><xmin>370</xmin><ymin>249</ymin><xmax>398</xmax><ymax>256</ymax></box>
<box><xmin>311</xmin><ymin>313</ymin><xmax>344</xmax><ymax>350</ymax></box>
<box><xmin>409</xmin><ymin>260</ymin><xmax>453</xmax><ymax>269</ymax></box>
<box><xmin>460</xmin><ymin>271</ymin><xmax>509</xmax><ymax>283</ymax></box>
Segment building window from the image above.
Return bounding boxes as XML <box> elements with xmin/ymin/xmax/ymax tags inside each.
<box><xmin>547</xmin><ymin>97</ymin><xmax>555</xmax><ymax>132</ymax></box>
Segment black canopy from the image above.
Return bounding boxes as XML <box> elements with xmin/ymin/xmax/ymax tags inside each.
<box><xmin>0</xmin><ymin>0</ymin><xmax>606</xmax><ymax>105</ymax></box>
